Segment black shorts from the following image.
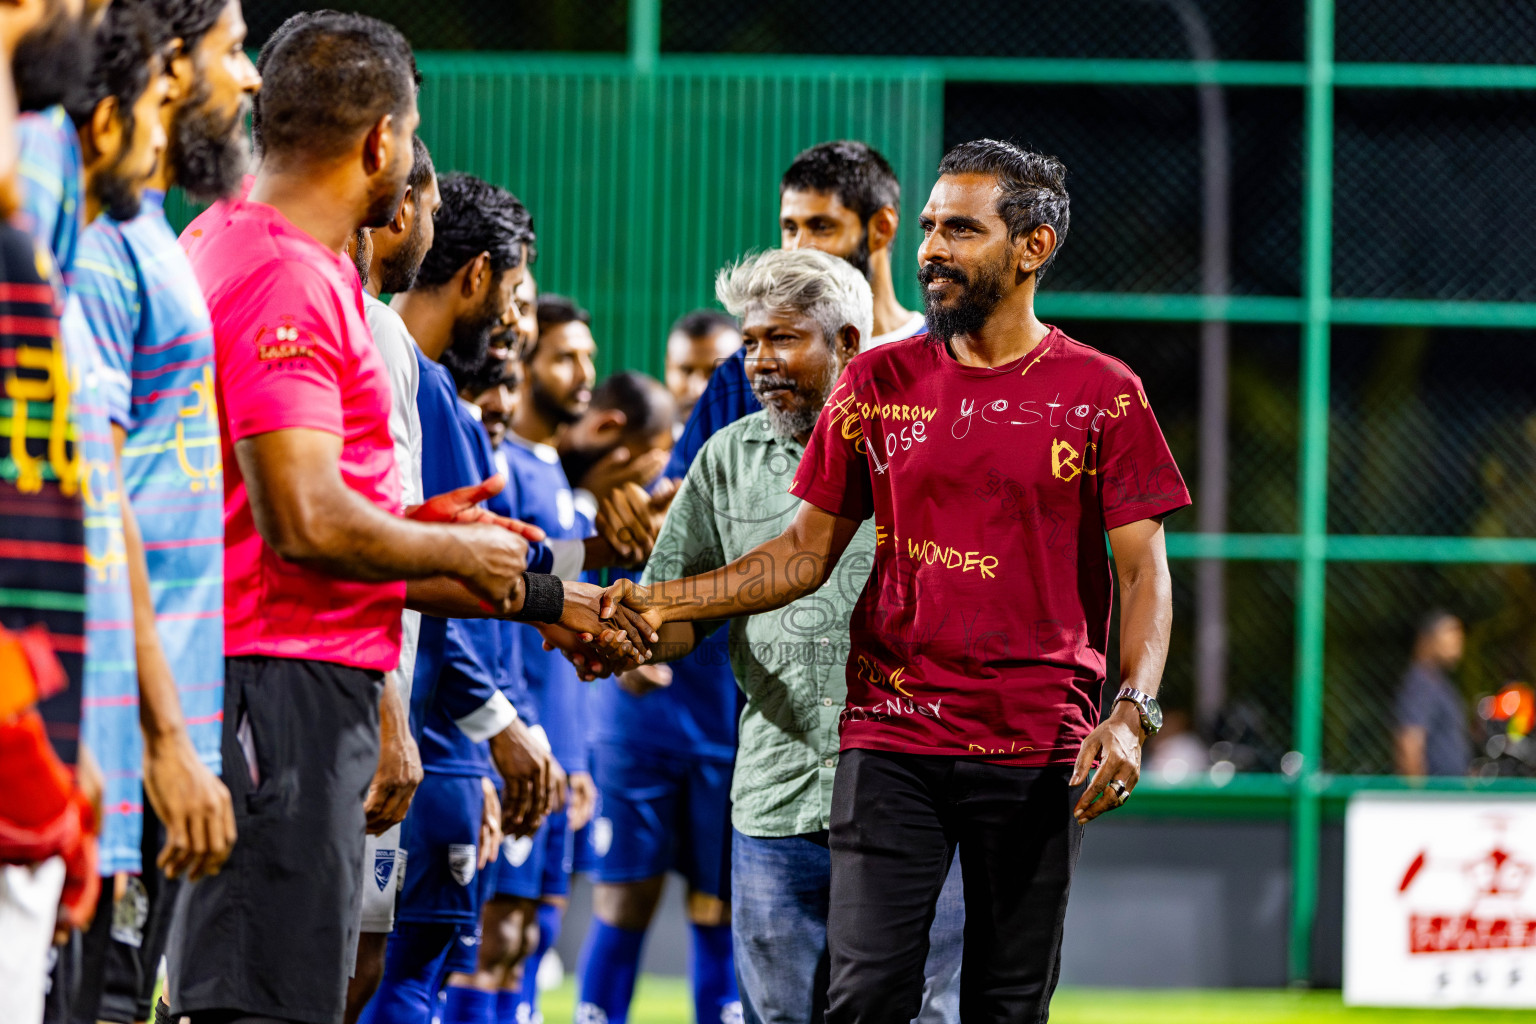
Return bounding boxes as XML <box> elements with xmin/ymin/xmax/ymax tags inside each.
<box><xmin>71</xmin><ymin>803</ymin><xmax>181</xmax><ymax>1024</ymax></box>
<box><xmin>167</xmin><ymin>656</ymin><xmax>382</xmax><ymax>1024</ymax></box>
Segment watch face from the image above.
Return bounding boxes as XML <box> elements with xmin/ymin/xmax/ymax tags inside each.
<box><xmin>1145</xmin><ymin>696</ymin><xmax>1164</xmax><ymax>732</ymax></box>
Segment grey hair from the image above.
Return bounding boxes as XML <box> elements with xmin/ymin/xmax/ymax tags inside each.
<box><xmin>714</xmin><ymin>249</ymin><xmax>873</xmax><ymax>348</ymax></box>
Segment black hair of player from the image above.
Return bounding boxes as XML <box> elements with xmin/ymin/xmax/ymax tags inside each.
<box><xmin>671</xmin><ymin>308</ymin><xmax>738</xmax><ymax>339</ymax></box>
<box><xmin>64</xmin><ymin>4</ymin><xmax>169</xmax><ymax>221</ymax></box>
<box><xmin>779</xmin><ymin>140</ymin><xmax>900</xmax><ymax>224</ymax></box>
<box><xmin>250</xmin><ymin>9</ymin><xmax>320</xmax><ymax>155</ymax></box>
<box><xmin>253</xmin><ymin>11</ymin><xmax>417</xmax><ymax>163</ymax></box>
<box><xmin>150</xmin><ymin>0</ymin><xmax>228</xmax><ymax>53</ymax></box>
<box><xmin>415</xmin><ymin>172</ymin><xmax>535</xmax><ymax>289</ymax></box>
<box><xmin>535</xmin><ymin>294</ymin><xmax>590</xmax><ymax>333</ymax></box>
<box><xmin>408</xmin><ymin>134</ymin><xmax>435</xmax><ymax>193</ymax></box>
<box><xmin>936</xmin><ymin>138</ymin><xmax>1071</xmax><ymax>279</ymax></box>
<box><xmin>589</xmin><ymin>371</ymin><xmax>674</xmax><ymax>443</ymax></box>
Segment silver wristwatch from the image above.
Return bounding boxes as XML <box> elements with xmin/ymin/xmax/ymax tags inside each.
<box><xmin>1114</xmin><ymin>686</ymin><xmax>1163</xmax><ymax>738</ymax></box>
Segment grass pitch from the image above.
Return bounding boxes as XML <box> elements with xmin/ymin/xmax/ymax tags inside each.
<box><xmin>539</xmin><ymin>977</ymin><xmax>1536</xmax><ymax>1023</ymax></box>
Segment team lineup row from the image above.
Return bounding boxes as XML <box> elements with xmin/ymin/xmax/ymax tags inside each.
<box><xmin>0</xmin><ymin>4</ymin><xmax>1189</xmax><ymax>1024</ymax></box>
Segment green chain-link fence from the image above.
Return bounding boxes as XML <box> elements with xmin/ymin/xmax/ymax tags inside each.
<box><xmin>227</xmin><ymin>0</ymin><xmax>1536</xmax><ymax>982</ymax></box>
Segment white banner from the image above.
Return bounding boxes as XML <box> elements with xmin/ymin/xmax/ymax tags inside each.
<box><xmin>1345</xmin><ymin>794</ymin><xmax>1536</xmax><ymax>1007</ymax></box>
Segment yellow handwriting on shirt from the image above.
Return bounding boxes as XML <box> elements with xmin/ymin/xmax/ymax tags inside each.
<box><xmin>855</xmin><ymin>654</ymin><xmax>913</xmax><ymax>697</ymax></box>
<box><xmin>1051</xmin><ymin>438</ymin><xmax>1098</xmax><ymax>483</ymax></box>
<box><xmin>903</xmin><ymin>536</ymin><xmax>999</xmax><ymax>579</ymax></box>
<box><xmin>6</xmin><ymin>341</ymin><xmax>77</xmax><ymax>495</ymax></box>
<box><xmin>174</xmin><ymin>365</ymin><xmax>222</xmax><ymax>492</ymax></box>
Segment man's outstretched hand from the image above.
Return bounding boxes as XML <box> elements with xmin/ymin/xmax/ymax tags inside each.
<box><xmin>596</xmin><ymin>478</ymin><xmax>679</xmax><ymax>566</ymax></box>
<box><xmin>407</xmin><ymin>475</ymin><xmax>546</xmax><ymax>543</ymax></box>
<box><xmin>1070</xmin><ymin>702</ymin><xmax>1145</xmax><ymax>825</ymax></box>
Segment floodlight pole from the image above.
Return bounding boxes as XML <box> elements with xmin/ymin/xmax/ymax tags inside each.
<box><xmin>1155</xmin><ymin>0</ymin><xmax>1233</xmax><ymax>736</ymax></box>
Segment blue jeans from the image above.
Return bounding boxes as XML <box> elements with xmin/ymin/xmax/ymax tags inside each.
<box><xmin>732</xmin><ymin>829</ymin><xmax>963</xmax><ymax>1024</ymax></box>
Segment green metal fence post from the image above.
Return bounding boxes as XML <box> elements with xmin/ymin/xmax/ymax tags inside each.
<box><xmin>629</xmin><ymin>0</ymin><xmax>659</xmax><ymax>74</ymax></box>
<box><xmin>1289</xmin><ymin>0</ymin><xmax>1335</xmax><ymax>988</ymax></box>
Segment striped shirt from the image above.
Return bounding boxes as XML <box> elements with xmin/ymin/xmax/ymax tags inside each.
<box><xmin>0</xmin><ymin>224</ymin><xmax>85</xmax><ymax>764</ymax></box>
<box><xmin>14</xmin><ymin>107</ymin><xmax>84</xmax><ymax>278</ymax></box>
<box><xmin>61</xmin><ymin>295</ymin><xmax>141</xmax><ymax>873</ymax></box>
<box><xmin>73</xmin><ymin>192</ymin><xmax>224</xmax><ymax>774</ymax></box>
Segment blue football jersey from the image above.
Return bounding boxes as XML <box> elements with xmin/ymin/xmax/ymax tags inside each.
<box><xmin>411</xmin><ymin>353</ymin><xmax>502</xmax><ymax>776</ymax></box>
<box><xmin>500</xmin><ymin>433</ymin><xmax>589</xmax><ymax>771</ymax></box>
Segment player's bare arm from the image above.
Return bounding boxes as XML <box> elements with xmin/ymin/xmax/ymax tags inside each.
<box><xmin>1072</xmin><ymin>515</ymin><xmax>1174</xmax><ymax>824</ymax></box>
<box><xmin>113</xmin><ymin>425</ymin><xmax>236</xmax><ymax>882</ymax></box>
<box><xmin>599</xmin><ymin>501</ymin><xmax>863</xmax><ymax>630</ymax></box>
<box><xmin>236</xmin><ymin>427</ymin><xmax>530</xmax><ymax>609</ymax></box>
<box><xmin>363</xmin><ymin>671</ymin><xmax>422</xmax><ymax>834</ymax></box>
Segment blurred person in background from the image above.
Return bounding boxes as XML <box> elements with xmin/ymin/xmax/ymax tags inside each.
<box><xmin>66</xmin><ymin>2</ymin><xmax>258</xmax><ymax>1020</ymax></box>
<box><xmin>0</xmin><ymin>12</ymin><xmax>97</xmax><ymax>1019</ymax></box>
<box><xmin>1394</xmin><ymin>609</ymin><xmax>1471</xmax><ymax>778</ymax></box>
<box><xmin>673</xmin><ymin>140</ymin><xmax>922</xmax><ymax>475</ymax></box>
<box><xmin>664</xmin><ymin>308</ymin><xmax>739</xmax><ymax>430</ymax></box>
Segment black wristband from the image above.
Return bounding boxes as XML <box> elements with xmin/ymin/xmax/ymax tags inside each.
<box><xmin>517</xmin><ymin>571</ymin><xmax>565</xmax><ymax>623</ymax></box>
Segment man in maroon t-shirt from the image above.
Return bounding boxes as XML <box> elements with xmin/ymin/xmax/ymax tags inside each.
<box><xmin>603</xmin><ymin>138</ymin><xmax>1189</xmax><ymax>1022</ymax></box>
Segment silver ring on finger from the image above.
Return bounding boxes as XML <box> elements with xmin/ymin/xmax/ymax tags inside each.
<box><xmin>1110</xmin><ymin>780</ymin><xmax>1129</xmax><ymax>801</ymax></box>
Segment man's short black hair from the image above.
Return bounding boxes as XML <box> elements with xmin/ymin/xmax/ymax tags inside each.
<box><xmin>780</xmin><ymin>140</ymin><xmax>901</xmax><ymax>224</ymax></box>
<box><xmin>535</xmin><ymin>294</ymin><xmax>591</xmax><ymax>333</ymax></box>
<box><xmin>937</xmin><ymin>138</ymin><xmax>1071</xmax><ymax>278</ymax></box>
<box><xmin>251</xmin><ymin>10</ymin><xmax>320</xmax><ymax>155</ymax></box>
<box><xmin>590</xmin><ymin>371</ymin><xmax>673</xmax><ymax>442</ymax></box>
<box><xmin>415</xmin><ymin>172</ymin><xmax>535</xmax><ymax>288</ymax></box>
<box><xmin>670</xmin><ymin>308</ymin><xmax>738</xmax><ymax>340</ymax></box>
<box><xmin>253</xmin><ymin>11</ymin><xmax>417</xmax><ymax>162</ymax></box>
<box><xmin>64</xmin><ymin>2</ymin><xmax>168</xmax><ymax>133</ymax></box>
<box><xmin>149</xmin><ymin>0</ymin><xmax>227</xmax><ymax>54</ymax></box>
<box><xmin>409</xmin><ymin>134</ymin><xmax>435</xmax><ymax>193</ymax></box>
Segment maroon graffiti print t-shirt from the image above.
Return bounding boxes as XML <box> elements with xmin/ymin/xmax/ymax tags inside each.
<box><xmin>790</xmin><ymin>327</ymin><xmax>1190</xmax><ymax>764</ymax></box>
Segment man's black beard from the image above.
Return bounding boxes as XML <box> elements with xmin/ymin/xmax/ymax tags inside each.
<box><xmin>12</xmin><ymin>7</ymin><xmax>90</xmax><ymax>112</ymax></box>
<box><xmin>529</xmin><ymin>371</ymin><xmax>581</xmax><ymax>427</ymax></box>
<box><xmin>751</xmin><ymin>365</ymin><xmax>834</xmax><ymax>440</ymax></box>
<box><xmin>96</xmin><ymin>142</ymin><xmax>145</xmax><ymax>223</ymax></box>
<box><xmin>842</xmin><ymin>229</ymin><xmax>872</xmax><ymax>280</ymax></box>
<box><xmin>350</xmin><ymin>229</ymin><xmax>371</xmax><ymax>289</ymax></box>
<box><xmin>918</xmin><ymin>255</ymin><xmax>1008</xmax><ymax>342</ymax></box>
<box><xmin>559</xmin><ymin>443</ymin><xmax>607</xmax><ymax>492</ymax></box>
<box><xmin>440</xmin><ymin>289</ymin><xmax>501</xmax><ymax>391</ymax></box>
<box><xmin>376</xmin><ymin>215</ymin><xmax>428</xmax><ymax>294</ymax></box>
<box><xmin>169</xmin><ymin>81</ymin><xmax>250</xmax><ymax>201</ymax></box>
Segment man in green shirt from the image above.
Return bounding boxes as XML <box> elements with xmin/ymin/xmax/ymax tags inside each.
<box><xmin>638</xmin><ymin>247</ymin><xmax>960</xmax><ymax>1023</ymax></box>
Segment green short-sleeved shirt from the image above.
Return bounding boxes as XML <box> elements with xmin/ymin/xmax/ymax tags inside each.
<box><xmin>643</xmin><ymin>410</ymin><xmax>876</xmax><ymax>838</ymax></box>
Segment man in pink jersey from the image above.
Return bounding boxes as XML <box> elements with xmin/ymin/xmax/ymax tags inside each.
<box><xmin>168</xmin><ymin>15</ymin><xmax>646</xmax><ymax>1024</ymax></box>
<box><xmin>603</xmin><ymin>138</ymin><xmax>1190</xmax><ymax>1023</ymax></box>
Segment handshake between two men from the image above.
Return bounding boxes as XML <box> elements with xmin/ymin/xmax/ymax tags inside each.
<box><xmin>361</xmin><ymin>473</ymin><xmax>666</xmax><ymax>847</ymax></box>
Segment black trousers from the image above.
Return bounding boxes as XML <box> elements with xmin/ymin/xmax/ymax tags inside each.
<box><xmin>168</xmin><ymin>656</ymin><xmax>381</xmax><ymax>1024</ymax></box>
<box><xmin>825</xmin><ymin>749</ymin><xmax>1085</xmax><ymax>1024</ymax></box>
